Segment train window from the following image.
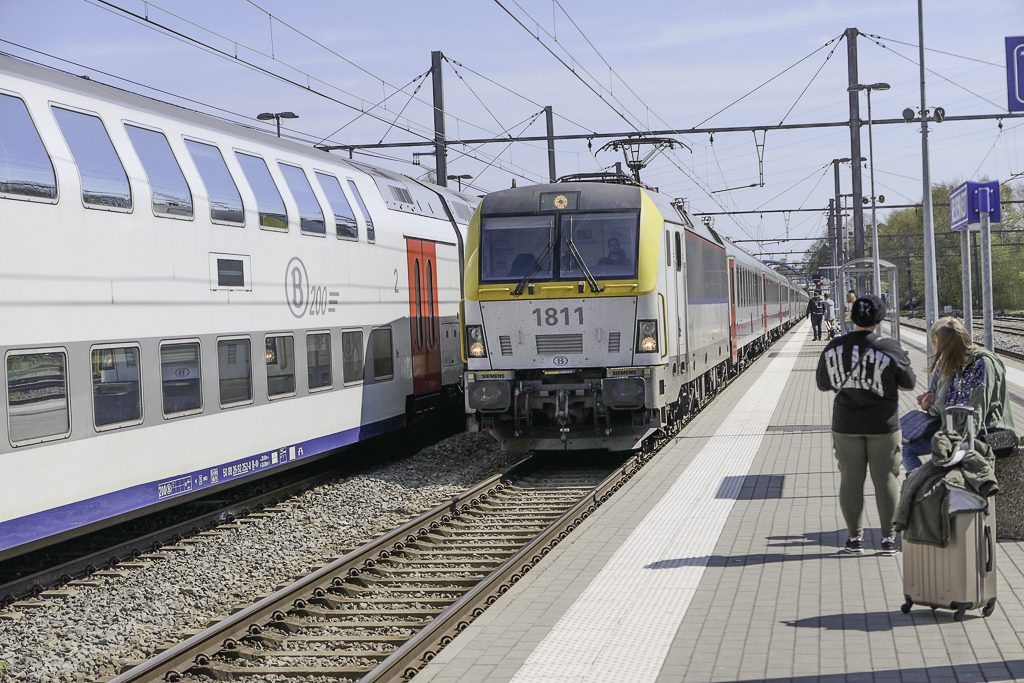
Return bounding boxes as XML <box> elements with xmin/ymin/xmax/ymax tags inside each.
<box><xmin>479</xmin><ymin>215</ymin><xmax>554</xmax><ymax>283</ymax></box>
<box><xmin>427</xmin><ymin>261</ymin><xmax>436</xmax><ymax>348</ymax></box>
<box><xmin>160</xmin><ymin>341</ymin><xmax>202</xmax><ymax>418</ymax></box>
<box><xmin>315</xmin><ymin>172</ymin><xmax>358</xmax><ymax>240</ymax></box>
<box><xmin>217</xmin><ymin>338</ymin><xmax>252</xmax><ymax>407</ymax></box>
<box><xmin>674</xmin><ymin>232</ymin><xmax>682</xmax><ymax>272</ymax></box>
<box><xmin>185</xmin><ymin>139</ymin><xmax>244</xmax><ymax>225</ymax></box>
<box><xmin>279</xmin><ymin>163</ymin><xmax>325</xmax><ymax>235</ymax></box>
<box><xmin>0</xmin><ymin>93</ymin><xmax>57</xmax><ymax>201</ymax></box>
<box><xmin>369</xmin><ymin>328</ymin><xmax>393</xmax><ymax>380</ymax></box>
<box><xmin>559</xmin><ymin>212</ymin><xmax>638</xmax><ymax>280</ymax></box>
<box><xmin>217</xmin><ymin>258</ymin><xmax>244</xmax><ymax>288</ymax></box>
<box><xmin>235</xmin><ymin>152</ymin><xmax>287</xmax><ymax>230</ymax></box>
<box><xmin>90</xmin><ymin>345</ymin><xmax>143</xmax><ymax>430</ymax></box>
<box><xmin>6</xmin><ymin>350</ymin><xmax>70</xmax><ymax>446</ymax></box>
<box><xmin>265</xmin><ymin>334</ymin><xmax>296</xmax><ymax>398</ymax></box>
<box><xmin>52</xmin><ymin>106</ymin><xmax>132</xmax><ymax>210</ymax></box>
<box><xmin>346</xmin><ymin>179</ymin><xmax>375</xmax><ymax>242</ymax></box>
<box><xmin>414</xmin><ymin>258</ymin><xmax>423</xmax><ymax>350</ymax></box>
<box><xmin>306</xmin><ymin>332</ymin><xmax>332</xmax><ymax>391</ymax></box>
<box><xmin>125</xmin><ymin>124</ymin><xmax>193</xmax><ymax>218</ymax></box>
<box><xmin>341</xmin><ymin>330</ymin><xmax>364</xmax><ymax>384</ymax></box>
<box><xmin>665</xmin><ymin>232</ymin><xmax>671</xmax><ymax>268</ymax></box>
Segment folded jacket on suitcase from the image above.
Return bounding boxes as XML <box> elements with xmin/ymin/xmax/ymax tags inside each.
<box><xmin>895</xmin><ymin>437</ymin><xmax>999</xmax><ymax>547</ymax></box>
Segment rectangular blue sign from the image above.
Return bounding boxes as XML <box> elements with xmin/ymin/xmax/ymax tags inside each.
<box><xmin>1009</xmin><ymin>36</ymin><xmax>1024</xmax><ymax>113</ymax></box>
<box><xmin>950</xmin><ymin>183</ymin><xmax>969</xmax><ymax>231</ymax></box>
<box><xmin>951</xmin><ymin>181</ymin><xmax>1001</xmax><ymax>232</ymax></box>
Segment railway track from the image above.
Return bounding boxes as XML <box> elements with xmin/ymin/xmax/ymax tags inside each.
<box><xmin>107</xmin><ymin>454</ymin><xmax>644</xmax><ymax>682</ymax></box>
<box><xmin>901</xmin><ymin>319</ymin><xmax>1024</xmax><ymax>362</ymax></box>
<box><xmin>0</xmin><ymin>419</ymin><xmax>462</xmax><ymax>608</ymax></box>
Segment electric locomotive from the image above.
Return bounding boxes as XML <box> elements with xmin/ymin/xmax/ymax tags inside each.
<box><xmin>461</xmin><ymin>176</ymin><xmax>805</xmax><ymax>451</ymax></box>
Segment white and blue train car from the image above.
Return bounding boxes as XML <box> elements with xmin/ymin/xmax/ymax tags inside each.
<box><xmin>0</xmin><ymin>55</ymin><xmax>478</xmax><ymax>560</ymax></box>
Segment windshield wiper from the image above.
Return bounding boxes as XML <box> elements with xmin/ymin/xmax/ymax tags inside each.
<box><xmin>512</xmin><ymin>241</ymin><xmax>553</xmax><ymax>297</ymax></box>
<box><xmin>566</xmin><ymin>226</ymin><xmax>603</xmax><ymax>293</ymax></box>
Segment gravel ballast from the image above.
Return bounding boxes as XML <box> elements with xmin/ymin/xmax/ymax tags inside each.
<box><xmin>0</xmin><ymin>432</ymin><xmax>515</xmax><ymax>682</ymax></box>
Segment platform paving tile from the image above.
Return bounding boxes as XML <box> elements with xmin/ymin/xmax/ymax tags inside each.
<box><xmin>415</xmin><ymin>323</ymin><xmax>1024</xmax><ymax>682</ymax></box>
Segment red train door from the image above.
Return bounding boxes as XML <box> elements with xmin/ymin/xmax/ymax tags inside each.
<box><xmin>406</xmin><ymin>238</ymin><xmax>442</xmax><ymax>394</ymax></box>
<box><xmin>728</xmin><ymin>257</ymin><xmax>738</xmax><ymax>361</ymax></box>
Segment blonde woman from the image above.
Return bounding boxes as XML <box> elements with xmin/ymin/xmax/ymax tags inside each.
<box><xmin>932</xmin><ymin>318</ymin><xmax>1014</xmax><ymax>439</ymax></box>
<box><xmin>901</xmin><ymin>318</ymin><xmax>953</xmax><ymax>472</ymax></box>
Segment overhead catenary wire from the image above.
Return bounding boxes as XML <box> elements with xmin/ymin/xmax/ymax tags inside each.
<box><xmin>861</xmin><ymin>33</ymin><xmax>1005</xmax><ymax>110</ymax></box>
<box><xmin>84</xmin><ymin>0</ymin><xmax>544</xmax><ymax>183</ymax></box>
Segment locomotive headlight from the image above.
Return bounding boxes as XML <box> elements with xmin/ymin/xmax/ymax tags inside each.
<box><xmin>636</xmin><ymin>319</ymin><xmax>659</xmax><ymax>353</ymax></box>
<box><xmin>466</xmin><ymin>325</ymin><xmax>487</xmax><ymax>358</ymax></box>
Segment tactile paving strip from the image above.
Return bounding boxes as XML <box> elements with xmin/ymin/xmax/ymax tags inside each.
<box><xmin>510</xmin><ymin>324</ymin><xmax>807</xmax><ymax>683</ymax></box>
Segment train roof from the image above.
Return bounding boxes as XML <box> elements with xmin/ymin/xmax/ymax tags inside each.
<box><xmin>0</xmin><ymin>53</ymin><xmax>478</xmax><ymax>222</ymax></box>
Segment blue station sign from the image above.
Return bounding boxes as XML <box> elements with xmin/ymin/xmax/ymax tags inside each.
<box><xmin>1009</xmin><ymin>36</ymin><xmax>1024</xmax><ymax>113</ymax></box>
<box><xmin>950</xmin><ymin>181</ymin><xmax>1001</xmax><ymax>232</ymax></box>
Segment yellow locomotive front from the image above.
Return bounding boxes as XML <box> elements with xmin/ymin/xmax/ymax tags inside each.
<box><xmin>461</xmin><ymin>180</ymin><xmax>672</xmax><ymax>451</ymax></box>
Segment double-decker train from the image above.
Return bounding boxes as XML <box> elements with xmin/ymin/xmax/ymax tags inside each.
<box><xmin>0</xmin><ymin>55</ymin><xmax>477</xmax><ymax>561</ymax></box>
<box><xmin>460</xmin><ymin>177</ymin><xmax>807</xmax><ymax>450</ymax></box>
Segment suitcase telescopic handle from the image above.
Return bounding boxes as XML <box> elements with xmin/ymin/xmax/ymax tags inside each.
<box><xmin>985</xmin><ymin>525</ymin><xmax>993</xmax><ymax>573</ymax></box>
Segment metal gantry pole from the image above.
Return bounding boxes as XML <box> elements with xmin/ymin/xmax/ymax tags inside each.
<box><xmin>845</xmin><ymin>28</ymin><xmax>866</xmax><ymax>262</ymax></box>
<box><xmin>980</xmin><ymin>210</ymin><xmax>995</xmax><ymax>350</ymax></box>
<box><xmin>431</xmin><ymin>50</ymin><xmax>448</xmax><ymax>186</ymax></box>
<box><xmin>545</xmin><ymin>106</ymin><xmax>556</xmax><ymax>183</ymax></box>
<box><xmin>867</xmin><ymin>88</ymin><xmax>882</xmax><ymax>297</ymax></box>
<box><xmin>960</xmin><ymin>229</ymin><xmax>973</xmax><ymax>339</ymax></box>
<box><xmin>917</xmin><ymin>0</ymin><xmax>939</xmax><ymax>356</ymax></box>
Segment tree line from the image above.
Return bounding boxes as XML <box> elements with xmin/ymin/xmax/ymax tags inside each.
<box><xmin>803</xmin><ymin>181</ymin><xmax>1023</xmax><ymax>313</ymax></box>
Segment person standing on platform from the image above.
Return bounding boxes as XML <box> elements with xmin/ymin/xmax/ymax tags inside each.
<box><xmin>845</xmin><ymin>289</ymin><xmax>857</xmax><ymax>333</ymax></box>
<box><xmin>822</xmin><ymin>293</ymin><xmax>837</xmax><ymax>338</ymax></box>
<box><xmin>816</xmin><ymin>295</ymin><xmax>916</xmax><ymax>555</ymax></box>
<box><xmin>807</xmin><ymin>290</ymin><xmax>825</xmax><ymax>341</ymax></box>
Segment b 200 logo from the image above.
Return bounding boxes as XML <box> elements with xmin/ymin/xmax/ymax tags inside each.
<box><xmin>553</xmin><ymin>355</ymin><xmax>569</xmax><ymax>366</ymax></box>
<box><xmin>286</xmin><ymin>257</ymin><xmax>338</xmax><ymax>318</ymax></box>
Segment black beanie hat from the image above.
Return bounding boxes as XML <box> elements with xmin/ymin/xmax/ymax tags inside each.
<box><xmin>851</xmin><ymin>295</ymin><xmax>886</xmax><ymax>326</ymax></box>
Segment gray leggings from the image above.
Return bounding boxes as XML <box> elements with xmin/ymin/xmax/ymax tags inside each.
<box><xmin>833</xmin><ymin>431</ymin><xmax>901</xmax><ymax>538</ymax></box>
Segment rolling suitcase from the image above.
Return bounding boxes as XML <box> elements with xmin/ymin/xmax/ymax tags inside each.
<box><xmin>900</xmin><ymin>406</ymin><xmax>998</xmax><ymax>620</ymax></box>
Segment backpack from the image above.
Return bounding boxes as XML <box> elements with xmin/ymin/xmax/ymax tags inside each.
<box><xmin>809</xmin><ymin>298</ymin><xmax>823</xmax><ymax>315</ymax></box>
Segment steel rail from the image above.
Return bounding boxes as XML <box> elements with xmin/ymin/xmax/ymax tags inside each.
<box><xmin>361</xmin><ymin>452</ymin><xmax>652</xmax><ymax>682</ymax></box>
<box><xmin>107</xmin><ymin>458</ymin><xmax>531</xmax><ymax>682</ymax></box>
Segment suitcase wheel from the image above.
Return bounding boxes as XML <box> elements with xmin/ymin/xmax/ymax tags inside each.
<box><xmin>953</xmin><ymin>606</ymin><xmax>968</xmax><ymax>621</ymax></box>
<box><xmin>900</xmin><ymin>599</ymin><xmax>912</xmax><ymax>615</ymax></box>
<box><xmin>982</xmin><ymin>598</ymin><xmax>997</xmax><ymax>617</ymax></box>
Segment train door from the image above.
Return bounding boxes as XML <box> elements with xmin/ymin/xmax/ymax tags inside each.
<box><xmin>728</xmin><ymin>257</ymin><xmax>738</xmax><ymax>362</ymax></box>
<box><xmin>673</xmin><ymin>229</ymin><xmax>686</xmax><ymax>364</ymax></box>
<box><xmin>406</xmin><ymin>238</ymin><xmax>442</xmax><ymax>394</ymax></box>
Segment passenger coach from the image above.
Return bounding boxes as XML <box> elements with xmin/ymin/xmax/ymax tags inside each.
<box><xmin>461</xmin><ymin>176</ymin><xmax>805</xmax><ymax>451</ymax></box>
<box><xmin>0</xmin><ymin>55</ymin><xmax>477</xmax><ymax>560</ymax></box>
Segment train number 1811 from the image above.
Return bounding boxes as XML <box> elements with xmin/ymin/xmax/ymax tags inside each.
<box><xmin>532</xmin><ymin>307</ymin><xmax>584</xmax><ymax>326</ymax></box>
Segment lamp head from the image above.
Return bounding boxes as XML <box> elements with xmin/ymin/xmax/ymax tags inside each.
<box><xmin>847</xmin><ymin>84</ymin><xmax>865</xmax><ymax>93</ymax></box>
<box><xmin>869</xmin><ymin>82</ymin><xmax>891</xmax><ymax>91</ymax></box>
<box><xmin>902</xmin><ymin>107</ymin><xmax>916</xmax><ymax>122</ymax></box>
<box><xmin>279</xmin><ymin>112</ymin><xmax>298</xmax><ymax>119</ymax></box>
<box><xmin>257</xmin><ymin>112</ymin><xmax>275</xmax><ymax>121</ymax></box>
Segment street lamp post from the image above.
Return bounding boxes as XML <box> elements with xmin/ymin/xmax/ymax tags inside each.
<box><xmin>848</xmin><ymin>83</ymin><xmax>890</xmax><ymax>299</ymax></box>
<box><xmin>257</xmin><ymin>111</ymin><xmax>298</xmax><ymax>138</ymax></box>
<box><xmin>446</xmin><ymin>174</ymin><xmax>471</xmax><ymax>191</ymax></box>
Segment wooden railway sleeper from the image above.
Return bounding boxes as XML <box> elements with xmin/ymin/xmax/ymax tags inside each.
<box><xmin>267</xmin><ymin>616</ymin><xmax>428</xmax><ymax>632</ymax></box>
<box><xmin>217</xmin><ymin>643</ymin><xmax>394</xmax><ymax>661</ymax></box>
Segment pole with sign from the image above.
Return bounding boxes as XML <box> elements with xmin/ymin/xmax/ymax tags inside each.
<box><xmin>950</xmin><ymin>180</ymin><xmax>1001</xmax><ymax>350</ymax></box>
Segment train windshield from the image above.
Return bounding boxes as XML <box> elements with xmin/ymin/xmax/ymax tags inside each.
<box><xmin>559</xmin><ymin>212</ymin><xmax>638</xmax><ymax>280</ymax></box>
<box><xmin>479</xmin><ymin>212</ymin><xmax>640</xmax><ymax>283</ymax></box>
<box><xmin>479</xmin><ymin>215</ymin><xmax>554</xmax><ymax>283</ymax></box>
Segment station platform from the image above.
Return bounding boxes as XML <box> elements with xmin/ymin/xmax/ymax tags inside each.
<box><xmin>417</xmin><ymin>321</ymin><xmax>1024</xmax><ymax>683</ymax></box>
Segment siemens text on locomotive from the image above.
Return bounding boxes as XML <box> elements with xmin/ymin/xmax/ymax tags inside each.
<box><xmin>460</xmin><ymin>177</ymin><xmax>807</xmax><ymax>450</ymax></box>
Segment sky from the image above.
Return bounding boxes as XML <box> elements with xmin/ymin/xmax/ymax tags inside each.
<box><xmin>2</xmin><ymin>0</ymin><xmax>1022</xmax><ymax>260</ymax></box>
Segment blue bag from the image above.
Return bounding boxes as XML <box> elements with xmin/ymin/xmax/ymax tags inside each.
<box><xmin>900</xmin><ymin>410</ymin><xmax>941</xmax><ymax>442</ymax></box>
